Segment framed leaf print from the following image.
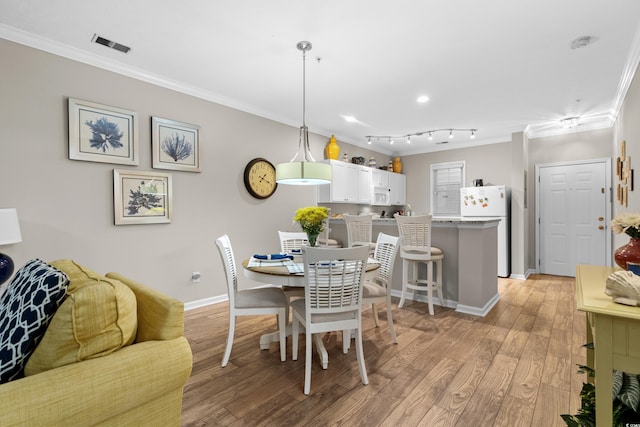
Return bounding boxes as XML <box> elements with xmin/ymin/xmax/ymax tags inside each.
<box><xmin>151</xmin><ymin>117</ymin><xmax>201</xmax><ymax>172</ymax></box>
<box><xmin>68</xmin><ymin>98</ymin><xmax>138</xmax><ymax>165</ymax></box>
<box><xmin>113</xmin><ymin>169</ymin><xmax>172</xmax><ymax>225</ymax></box>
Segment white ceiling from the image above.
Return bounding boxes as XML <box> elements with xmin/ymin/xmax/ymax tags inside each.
<box><xmin>1</xmin><ymin>1</ymin><xmax>640</xmax><ymax>156</ymax></box>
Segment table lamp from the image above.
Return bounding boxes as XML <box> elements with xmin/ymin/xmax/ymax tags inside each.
<box><xmin>0</xmin><ymin>208</ymin><xmax>22</xmax><ymax>285</ymax></box>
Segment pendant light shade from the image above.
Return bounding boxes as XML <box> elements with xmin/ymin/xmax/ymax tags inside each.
<box><xmin>275</xmin><ymin>41</ymin><xmax>331</xmax><ymax>186</ymax></box>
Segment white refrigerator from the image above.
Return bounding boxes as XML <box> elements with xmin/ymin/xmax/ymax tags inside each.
<box><xmin>460</xmin><ymin>185</ymin><xmax>510</xmax><ymax>277</ymax></box>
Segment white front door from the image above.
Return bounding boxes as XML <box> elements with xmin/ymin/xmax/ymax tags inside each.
<box><xmin>537</xmin><ymin>160</ymin><xmax>610</xmax><ymax>276</ymax></box>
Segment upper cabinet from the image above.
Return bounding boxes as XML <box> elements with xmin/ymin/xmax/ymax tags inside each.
<box><xmin>389</xmin><ymin>172</ymin><xmax>406</xmax><ymax>205</ymax></box>
<box><xmin>317</xmin><ymin>160</ymin><xmax>371</xmax><ymax>204</ymax></box>
<box><xmin>317</xmin><ymin>160</ymin><xmax>405</xmax><ymax>206</ymax></box>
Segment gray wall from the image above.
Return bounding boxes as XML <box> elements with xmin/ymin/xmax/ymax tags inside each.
<box><xmin>613</xmin><ymin>66</ymin><xmax>640</xmax><ymax>249</ymax></box>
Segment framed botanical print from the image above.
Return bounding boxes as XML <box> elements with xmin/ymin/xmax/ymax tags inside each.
<box><xmin>68</xmin><ymin>98</ymin><xmax>138</xmax><ymax>165</ymax></box>
<box><xmin>113</xmin><ymin>169</ymin><xmax>172</xmax><ymax>225</ymax></box>
<box><xmin>151</xmin><ymin>117</ymin><xmax>201</xmax><ymax>172</ymax></box>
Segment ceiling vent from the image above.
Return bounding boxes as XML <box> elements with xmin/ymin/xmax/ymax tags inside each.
<box><xmin>91</xmin><ymin>34</ymin><xmax>131</xmax><ymax>54</ymax></box>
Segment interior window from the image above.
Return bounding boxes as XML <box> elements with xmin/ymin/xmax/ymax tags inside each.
<box><xmin>430</xmin><ymin>161</ymin><xmax>465</xmax><ymax>217</ymax></box>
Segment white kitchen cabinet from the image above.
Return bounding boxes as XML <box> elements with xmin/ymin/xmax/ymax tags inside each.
<box><xmin>371</xmin><ymin>169</ymin><xmax>389</xmax><ymax>189</ymax></box>
<box><xmin>357</xmin><ymin>167</ymin><xmax>371</xmax><ymax>204</ymax></box>
<box><xmin>389</xmin><ymin>172</ymin><xmax>406</xmax><ymax>205</ymax></box>
<box><xmin>317</xmin><ymin>160</ymin><xmax>371</xmax><ymax>204</ymax></box>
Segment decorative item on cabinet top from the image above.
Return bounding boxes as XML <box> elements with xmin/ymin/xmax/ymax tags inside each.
<box><xmin>393</xmin><ymin>157</ymin><xmax>402</xmax><ymax>173</ymax></box>
<box><xmin>325</xmin><ymin>135</ymin><xmax>340</xmax><ymax>160</ymax></box>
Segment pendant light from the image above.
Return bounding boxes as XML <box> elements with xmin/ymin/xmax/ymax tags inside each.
<box><xmin>275</xmin><ymin>41</ymin><xmax>332</xmax><ymax>185</ymax></box>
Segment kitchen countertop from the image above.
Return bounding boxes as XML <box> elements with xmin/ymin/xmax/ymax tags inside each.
<box><xmin>329</xmin><ymin>216</ymin><xmax>501</xmax><ymax>227</ymax></box>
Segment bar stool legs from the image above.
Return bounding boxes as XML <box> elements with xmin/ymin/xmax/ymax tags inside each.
<box><xmin>399</xmin><ymin>257</ymin><xmax>444</xmax><ymax>315</ymax></box>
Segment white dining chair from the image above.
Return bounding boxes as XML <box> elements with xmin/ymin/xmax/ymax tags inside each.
<box><xmin>278</xmin><ymin>231</ymin><xmax>309</xmax><ymax>253</ymax></box>
<box><xmin>291</xmin><ymin>245</ymin><xmax>370</xmax><ymax>395</ymax></box>
<box><xmin>362</xmin><ymin>232</ymin><xmax>399</xmax><ymax>343</ymax></box>
<box><xmin>395</xmin><ymin>214</ymin><xmax>444</xmax><ymax>315</ymax></box>
<box><xmin>215</xmin><ymin>234</ymin><xmax>287</xmax><ymax>367</ymax></box>
<box><xmin>277</xmin><ymin>231</ymin><xmax>308</xmax><ymax>303</ymax></box>
<box><xmin>343</xmin><ymin>214</ymin><xmax>375</xmax><ymax>255</ymax></box>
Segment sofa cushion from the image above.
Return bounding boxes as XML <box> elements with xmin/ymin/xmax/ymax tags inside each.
<box><xmin>0</xmin><ymin>259</ymin><xmax>69</xmax><ymax>383</ymax></box>
<box><xmin>24</xmin><ymin>261</ymin><xmax>137</xmax><ymax>376</ymax></box>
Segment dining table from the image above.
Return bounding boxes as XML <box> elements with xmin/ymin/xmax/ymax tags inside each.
<box><xmin>242</xmin><ymin>255</ymin><xmax>380</xmax><ymax>369</ymax></box>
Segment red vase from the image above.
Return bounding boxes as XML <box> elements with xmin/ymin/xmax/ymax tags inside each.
<box><xmin>614</xmin><ymin>237</ymin><xmax>640</xmax><ymax>269</ymax></box>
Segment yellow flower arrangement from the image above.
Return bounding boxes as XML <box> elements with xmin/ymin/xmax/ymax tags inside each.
<box><xmin>293</xmin><ymin>206</ymin><xmax>328</xmax><ymax>246</ymax></box>
<box><xmin>612</xmin><ymin>212</ymin><xmax>640</xmax><ymax>239</ymax></box>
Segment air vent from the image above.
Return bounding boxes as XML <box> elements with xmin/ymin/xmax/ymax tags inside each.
<box><xmin>91</xmin><ymin>34</ymin><xmax>131</xmax><ymax>54</ymax></box>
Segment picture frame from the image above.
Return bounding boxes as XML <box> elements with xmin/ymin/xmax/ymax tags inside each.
<box><xmin>68</xmin><ymin>98</ymin><xmax>138</xmax><ymax>165</ymax></box>
<box><xmin>151</xmin><ymin>117</ymin><xmax>201</xmax><ymax>172</ymax></box>
<box><xmin>113</xmin><ymin>169</ymin><xmax>172</xmax><ymax>225</ymax></box>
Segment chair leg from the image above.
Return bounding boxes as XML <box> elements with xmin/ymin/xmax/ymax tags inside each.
<box><xmin>278</xmin><ymin>310</ymin><xmax>286</xmax><ymax>362</ymax></box>
<box><xmin>411</xmin><ymin>261</ymin><xmax>418</xmax><ymax>303</ymax></box>
<box><xmin>304</xmin><ymin>330</ymin><xmax>313</xmax><ymax>395</ymax></box>
<box><xmin>427</xmin><ymin>261</ymin><xmax>434</xmax><ymax>315</ymax></box>
<box><xmin>221</xmin><ymin>314</ymin><xmax>235</xmax><ymax>367</ymax></box>
<box><xmin>399</xmin><ymin>258</ymin><xmax>408</xmax><ymax>308</ymax></box>
<box><xmin>436</xmin><ymin>258</ymin><xmax>444</xmax><ymax>307</ymax></box>
<box><xmin>343</xmin><ymin>330</ymin><xmax>351</xmax><ymax>353</ymax></box>
<box><xmin>372</xmin><ymin>303</ymin><xmax>380</xmax><ymax>327</ymax></box>
<box><xmin>355</xmin><ymin>322</ymin><xmax>369</xmax><ymax>386</ymax></box>
<box><xmin>292</xmin><ymin>316</ymin><xmax>299</xmax><ymax>361</ymax></box>
<box><xmin>386</xmin><ymin>294</ymin><xmax>398</xmax><ymax>344</ymax></box>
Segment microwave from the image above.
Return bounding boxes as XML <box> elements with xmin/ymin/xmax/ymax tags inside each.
<box><xmin>372</xmin><ymin>186</ymin><xmax>390</xmax><ymax>205</ymax></box>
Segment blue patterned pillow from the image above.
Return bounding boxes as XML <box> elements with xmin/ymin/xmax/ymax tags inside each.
<box><xmin>0</xmin><ymin>259</ymin><xmax>69</xmax><ymax>383</ymax></box>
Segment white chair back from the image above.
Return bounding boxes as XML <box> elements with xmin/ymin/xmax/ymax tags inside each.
<box><xmin>344</xmin><ymin>214</ymin><xmax>373</xmax><ymax>248</ymax></box>
<box><xmin>372</xmin><ymin>233</ymin><xmax>399</xmax><ymax>288</ymax></box>
<box><xmin>395</xmin><ymin>214</ymin><xmax>434</xmax><ymax>256</ymax></box>
<box><xmin>302</xmin><ymin>246</ymin><xmax>369</xmax><ymax>315</ymax></box>
<box><xmin>215</xmin><ymin>234</ymin><xmax>237</xmax><ymax>305</ymax></box>
<box><xmin>278</xmin><ymin>231</ymin><xmax>309</xmax><ymax>252</ymax></box>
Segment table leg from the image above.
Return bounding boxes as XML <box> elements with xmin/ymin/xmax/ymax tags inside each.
<box><xmin>260</xmin><ymin>326</ymin><xmax>329</xmax><ymax>369</ymax></box>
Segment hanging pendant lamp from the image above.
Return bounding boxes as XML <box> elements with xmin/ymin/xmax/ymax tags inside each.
<box><xmin>275</xmin><ymin>41</ymin><xmax>332</xmax><ymax>185</ymax></box>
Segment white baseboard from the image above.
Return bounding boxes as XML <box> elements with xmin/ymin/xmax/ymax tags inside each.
<box><xmin>390</xmin><ymin>290</ymin><xmax>456</xmax><ymax>309</ymax></box>
<box><xmin>455</xmin><ymin>293</ymin><xmax>500</xmax><ymax>317</ymax></box>
<box><xmin>185</xmin><ymin>295</ymin><xmax>227</xmax><ymax>311</ymax></box>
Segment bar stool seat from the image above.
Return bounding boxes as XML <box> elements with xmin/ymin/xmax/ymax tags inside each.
<box><xmin>395</xmin><ymin>214</ymin><xmax>444</xmax><ymax>315</ymax></box>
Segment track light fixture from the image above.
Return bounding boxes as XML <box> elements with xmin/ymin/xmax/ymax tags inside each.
<box><xmin>365</xmin><ymin>128</ymin><xmax>478</xmax><ymax>145</ymax></box>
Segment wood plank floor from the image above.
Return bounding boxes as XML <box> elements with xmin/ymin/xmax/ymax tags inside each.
<box><xmin>181</xmin><ymin>274</ymin><xmax>585</xmax><ymax>426</ymax></box>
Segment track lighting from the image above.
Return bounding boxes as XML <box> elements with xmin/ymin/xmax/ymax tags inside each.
<box><xmin>365</xmin><ymin>128</ymin><xmax>478</xmax><ymax>145</ymax></box>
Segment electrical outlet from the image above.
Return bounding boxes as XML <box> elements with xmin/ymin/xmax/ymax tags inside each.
<box><xmin>191</xmin><ymin>272</ymin><xmax>201</xmax><ymax>284</ymax></box>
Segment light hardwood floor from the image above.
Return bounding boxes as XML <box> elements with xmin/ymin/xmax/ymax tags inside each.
<box><xmin>181</xmin><ymin>274</ymin><xmax>585</xmax><ymax>426</ymax></box>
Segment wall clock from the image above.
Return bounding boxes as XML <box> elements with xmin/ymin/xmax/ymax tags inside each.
<box><xmin>243</xmin><ymin>158</ymin><xmax>278</xmax><ymax>199</ymax></box>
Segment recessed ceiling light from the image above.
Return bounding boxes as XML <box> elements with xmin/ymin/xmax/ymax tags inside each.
<box><xmin>417</xmin><ymin>95</ymin><xmax>430</xmax><ymax>103</ymax></box>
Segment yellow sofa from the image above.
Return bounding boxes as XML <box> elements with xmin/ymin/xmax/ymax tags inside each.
<box><xmin>0</xmin><ymin>263</ymin><xmax>193</xmax><ymax>426</ymax></box>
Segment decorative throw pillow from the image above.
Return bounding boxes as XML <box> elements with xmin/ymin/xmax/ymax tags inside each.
<box><xmin>24</xmin><ymin>262</ymin><xmax>137</xmax><ymax>376</ymax></box>
<box><xmin>0</xmin><ymin>259</ymin><xmax>69</xmax><ymax>383</ymax></box>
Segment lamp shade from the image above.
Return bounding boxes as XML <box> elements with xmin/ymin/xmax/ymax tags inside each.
<box><xmin>276</xmin><ymin>161</ymin><xmax>332</xmax><ymax>185</ymax></box>
<box><xmin>0</xmin><ymin>209</ymin><xmax>22</xmax><ymax>245</ymax></box>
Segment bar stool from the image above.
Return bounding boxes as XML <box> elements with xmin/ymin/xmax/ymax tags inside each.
<box><xmin>395</xmin><ymin>214</ymin><xmax>444</xmax><ymax>315</ymax></box>
<box><xmin>343</xmin><ymin>214</ymin><xmax>375</xmax><ymax>255</ymax></box>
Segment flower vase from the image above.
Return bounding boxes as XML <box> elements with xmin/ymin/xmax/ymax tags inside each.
<box><xmin>306</xmin><ymin>232</ymin><xmax>319</xmax><ymax>247</ymax></box>
<box><xmin>614</xmin><ymin>237</ymin><xmax>640</xmax><ymax>269</ymax></box>
<box><xmin>325</xmin><ymin>135</ymin><xmax>340</xmax><ymax>160</ymax></box>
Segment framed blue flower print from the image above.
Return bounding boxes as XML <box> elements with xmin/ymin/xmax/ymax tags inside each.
<box><xmin>151</xmin><ymin>117</ymin><xmax>201</xmax><ymax>172</ymax></box>
<box><xmin>68</xmin><ymin>97</ymin><xmax>138</xmax><ymax>165</ymax></box>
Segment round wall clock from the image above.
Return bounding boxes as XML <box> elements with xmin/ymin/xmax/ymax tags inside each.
<box><xmin>243</xmin><ymin>158</ymin><xmax>278</xmax><ymax>199</ymax></box>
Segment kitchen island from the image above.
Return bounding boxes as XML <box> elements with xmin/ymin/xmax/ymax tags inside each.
<box><xmin>328</xmin><ymin>216</ymin><xmax>501</xmax><ymax>316</ymax></box>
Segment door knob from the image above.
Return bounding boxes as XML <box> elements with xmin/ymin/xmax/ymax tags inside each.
<box><xmin>598</xmin><ymin>217</ymin><xmax>604</xmax><ymax>221</ymax></box>
<box><xmin>598</xmin><ymin>225</ymin><xmax>605</xmax><ymax>230</ymax></box>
